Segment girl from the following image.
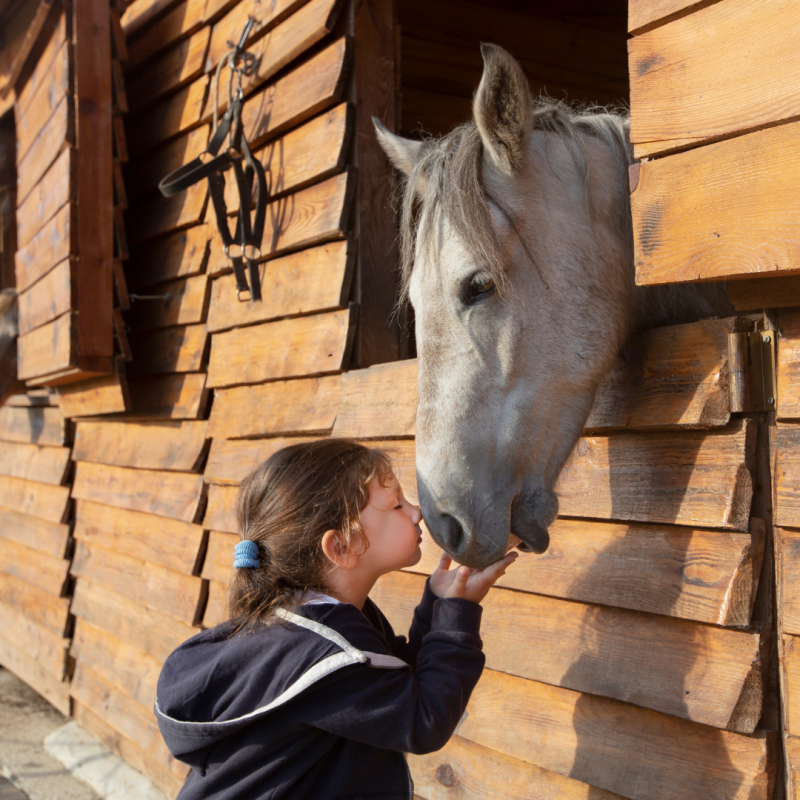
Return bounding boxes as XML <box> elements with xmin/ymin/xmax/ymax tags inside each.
<box><xmin>156</xmin><ymin>438</ymin><xmax>518</xmax><ymax>799</ymax></box>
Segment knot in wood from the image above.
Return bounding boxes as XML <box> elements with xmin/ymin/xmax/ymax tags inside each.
<box><xmin>436</xmin><ymin>763</ymin><xmax>456</xmax><ymax>787</ymax></box>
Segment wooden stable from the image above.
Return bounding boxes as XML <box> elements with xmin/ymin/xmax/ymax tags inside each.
<box><xmin>0</xmin><ymin>0</ymin><xmax>799</xmax><ymax>798</ymax></box>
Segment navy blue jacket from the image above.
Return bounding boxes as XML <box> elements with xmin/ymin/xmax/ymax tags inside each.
<box><xmin>155</xmin><ymin>580</ymin><xmax>485</xmax><ymax>799</ymax></box>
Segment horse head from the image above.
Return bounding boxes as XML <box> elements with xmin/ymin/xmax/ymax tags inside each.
<box><xmin>375</xmin><ymin>45</ymin><xmax>728</xmax><ymax>568</ymax></box>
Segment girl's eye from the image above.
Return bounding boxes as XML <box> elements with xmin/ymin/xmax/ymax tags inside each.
<box><xmin>395</xmin><ymin>504</ymin><xmax>403</xmax><ymax>510</ymax></box>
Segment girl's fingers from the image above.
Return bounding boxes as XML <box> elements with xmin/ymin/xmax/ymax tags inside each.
<box><xmin>444</xmin><ymin>566</ymin><xmax>470</xmax><ymax>598</ymax></box>
<box><xmin>437</xmin><ymin>552</ymin><xmax>452</xmax><ymax>571</ymax></box>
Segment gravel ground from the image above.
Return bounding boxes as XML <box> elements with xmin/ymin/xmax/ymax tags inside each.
<box><xmin>0</xmin><ymin>668</ymin><xmax>99</xmax><ymax>800</ymax></box>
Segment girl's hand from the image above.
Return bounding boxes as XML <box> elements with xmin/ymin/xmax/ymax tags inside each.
<box><xmin>430</xmin><ymin>551</ymin><xmax>518</xmax><ymax>605</ymax></box>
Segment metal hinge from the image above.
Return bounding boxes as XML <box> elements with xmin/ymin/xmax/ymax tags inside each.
<box><xmin>728</xmin><ymin>331</ymin><xmax>776</xmax><ymax>413</ymax></box>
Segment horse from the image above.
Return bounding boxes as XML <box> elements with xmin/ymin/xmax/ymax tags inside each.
<box><xmin>374</xmin><ymin>44</ymin><xmax>732</xmax><ymax>569</ymax></box>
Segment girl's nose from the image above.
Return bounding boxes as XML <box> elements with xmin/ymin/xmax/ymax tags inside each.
<box><xmin>410</xmin><ymin>505</ymin><xmax>422</xmax><ymax>525</ymax></box>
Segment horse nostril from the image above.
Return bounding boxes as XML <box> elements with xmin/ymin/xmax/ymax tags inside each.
<box><xmin>442</xmin><ymin>514</ymin><xmax>465</xmax><ymax>550</ymax></box>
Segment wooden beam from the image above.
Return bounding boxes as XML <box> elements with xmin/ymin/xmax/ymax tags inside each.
<box><xmin>0</xmin><ymin>507</ymin><xmax>70</xmax><ymax>559</ymax></box>
<box><xmin>0</xmin><ymin>631</ymin><xmax>70</xmax><ymax>715</ymax></box>
<box><xmin>124</xmin><ymin>373</ymin><xmax>208</xmax><ymax>419</ymax></box>
<box><xmin>201</xmin><ymin>530</ymin><xmax>237</xmax><ymax>584</ymax></box>
<box><xmin>778</xmin><ymin>311</ymin><xmax>800</xmax><ymax>420</ymax></box>
<box><xmin>202</xmin><ymin>579</ymin><xmax>228</xmax><ymax>628</ymax></box>
<box><xmin>628</xmin><ymin>0</ymin><xmax>713</xmax><ymax>35</ymax></box>
<box><xmin>0</xmin><ymin>441</ymin><xmax>70</xmax><ymax>485</ymax></box>
<box><xmin>729</xmin><ymin>275</ymin><xmax>800</xmax><ymax>312</ymax></box>
<box><xmin>17</xmin><ymin>257</ymin><xmax>77</xmax><ymax>335</ymax></box>
<box><xmin>205</xmin><ymin>436</ymin><xmax>316</xmax><ymax>485</ymax></box>
<box><xmin>0</xmin><ymin>572</ymin><xmax>70</xmax><ymax>636</ymax></box>
<box><xmin>126</xmin><ymin>0</ymin><xmax>205</xmax><ymax>70</ymax></box>
<box><xmin>0</xmin><ymin>475</ymin><xmax>70</xmax><ymax>523</ymax></box>
<box><xmin>56</xmin><ymin>368</ymin><xmax>130</xmax><ymax>418</ymax></box>
<box><xmin>0</xmin><ymin>0</ymin><xmax>57</xmax><ymax>100</ymax></box>
<box><xmin>0</xmin><ymin>538</ymin><xmax>69</xmax><ymax>597</ymax></box>
<box><xmin>15</xmin><ymin>208</ymin><xmax>76</xmax><ymax>293</ymax></box>
<box><xmin>202</xmin><ymin>484</ymin><xmax>238</xmax><ymax>533</ymax></box>
<box><xmin>126</xmin><ymin>223</ymin><xmax>210</xmax><ymax>291</ymax></box>
<box><xmin>17</xmin><ymin>312</ymin><xmax>77</xmax><ymax>381</ymax></box>
<box><xmin>775</xmin><ymin>437</ymin><xmax>800</xmax><ymax>528</ymax></box>
<box><xmin>0</xmin><ymin>405</ymin><xmax>64</xmax><ymax>445</ymax></box>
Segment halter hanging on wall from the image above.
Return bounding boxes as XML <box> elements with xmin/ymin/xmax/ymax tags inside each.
<box><xmin>159</xmin><ymin>18</ymin><xmax>266</xmax><ymax>302</ymax></box>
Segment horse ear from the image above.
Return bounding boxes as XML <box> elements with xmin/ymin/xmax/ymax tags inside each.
<box><xmin>473</xmin><ymin>43</ymin><xmax>532</xmax><ymax>176</ymax></box>
<box><xmin>373</xmin><ymin>118</ymin><xmax>423</xmax><ymax>177</ymax></box>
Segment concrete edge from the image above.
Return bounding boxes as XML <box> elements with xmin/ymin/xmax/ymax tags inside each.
<box><xmin>43</xmin><ymin>722</ymin><xmax>167</xmax><ymax>800</ymax></box>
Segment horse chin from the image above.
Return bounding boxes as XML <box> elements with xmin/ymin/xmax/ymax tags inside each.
<box><xmin>510</xmin><ymin>490</ymin><xmax>557</xmax><ymax>554</ymax></box>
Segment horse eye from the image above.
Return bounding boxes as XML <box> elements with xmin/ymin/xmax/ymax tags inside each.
<box><xmin>466</xmin><ymin>275</ymin><xmax>496</xmax><ymax>305</ymax></box>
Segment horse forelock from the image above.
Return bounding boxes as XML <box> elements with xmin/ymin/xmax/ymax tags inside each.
<box><xmin>396</xmin><ymin>96</ymin><xmax>634</xmax><ymax>302</ymax></box>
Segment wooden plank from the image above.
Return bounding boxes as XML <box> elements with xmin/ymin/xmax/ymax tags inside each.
<box><xmin>775</xmin><ymin>435</ymin><xmax>800</xmax><ymax>528</ymax></box>
<box><xmin>74</xmin><ymin>702</ymin><xmax>188</xmax><ymax>799</ymax></box>
<box><xmin>729</xmin><ymin>276</ymin><xmax>800</xmax><ymax>312</ymax></box>
<box><xmin>0</xmin><ymin>405</ymin><xmax>64</xmax><ymax>445</ymax></box>
<box><xmin>208</xmin><ymin>240</ymin><xmax>352</xmax><ymax>333</ymax></box>
<box><xmin>127</xmin><ymin>0</ymin><xmax>206</xmax><ymax>70</ymax></box>
<box><xmin>556</xmin><ymin>420</ymin><xmax>756</xmax><ymax>530</ymax></box>
<box><xmin>126</xmin><ymin>124</ymin><xmax>208</xmax><ymax>204</ymax></box>
<box><xmin>778</xmin><ymin>527</ymin><xmax>800</xmax><ymax>634</ymax></box>
<box><xmin>110</xmin><ymin>6</ymin><xmax>128</xmax><ymax>62</ymax></box>
<box><xmin>202</xmin><ymin>579</ymin><xmax>228</xmax><ymax>628</ymax></box>
<box><xmin>207</xmin><ymin>306</ymin><xmax>355</xmax><ymax>388</ymax></box>
<box><xmin>113</xmin><ymin>259</ymin><xmax>131</xmax><ymax>310</ymax></box>
<box><xmin>74</xmin><ymin>498</ymin><xmax>204</xmax><ymax>574</ymax></box>
<box><xmin>779</xmin><ymin>311</ymin><xmax>800</xmax><ymax>420</ymax></box>
<box><xmin>127</xmin><ymin>274</ymin><xmax>209</xmax><ymax>330</ymax></box>
<box><xmin>71</xmin><ymin>619</ymin><xmax>160</xmax><ymax>709</ymax></box>
<box><xmin>231</xmin><ymin>37</ymin><xmax>350</xmax><ymax>146</ymax></box>
<box><xmin>0</xmin><ymin>507</ymin><xmax>69</xmax><ymax>558</ymax></box>
<box><xmin>0</xmin><ymin>475</ymin><xmax>70</xmax><ymax>523</ymax></box>
<box><xmin>456</xmin><ymin>670</ymin><xmax>772</xmax><ymax>800</ymax></box>
<box><xmin>0</xmin><ymin>538</ymin><xmax>69</xmax><ymax>596</ymax></box>
<box><xmin>203</xmin><ymin>484</ymin><xmax>238</xmax><ymax>533</ymax></box>
<box><xmin>15</xmin><ymin>206</ymin><xmax>76</xmax><ymax>292</ymax></box>
<box><xmin>221</xmin><ymin>103</ymin><xmax>351</xmax><ymax>212</ymax></box>
<box><xmin>785</xmin><ymin>634</ymin><xmax>800</xmax><ymax>736</ymax></box>
<box><xmin>409</xmin><ymin>735</ymin><xmax>624</xmax><ymax>800</ymax></box>
<box><xmin>3</xmin><ymin>390</ymin><xmax>55</xmax><ymax>407</ymax></box>
<box><xmin>15</xmin><ymin>11</ymin><xmax>68</xmax><ymax>120</ymax></box>
<box><xmin>127</xmin><ymin>26</ymin><xmax>210</xmax><ymax>113</ymax></box>
<box><xmin>126</xmin><ymin>223</ymin><xmax>210</xmax><ymax>290</ymax></box>
<box><xmin>633</xmin><ymin>123</ymin><xmax>800</xmax><ymax>286</ymax></box>
<box><xmin>201</xmin><ymin>530</ymin><xmax>237</xmax><ymax>584</ymax></box>
<box><xmin>207</xmin><ymin>374</ymin><xmax>340</xmax><ymax>438</ymax></box>
<box><xmin>71</xmin><ymin>578</ymin><xmax>197</xmax><ymax>662</ymax></box>
<box><xmin>629</xmin><ymin>0</ymin><xmax>800</xmax><ymax>158</ymax></box>
<box><xmin>73</xmin><ymin>461</ymin><xmax>205</xmax><ymax>522</ymax></box>
<box><xmin>73</xmin><ymin>420</ymin><xmax>208</xmax><ymax>471</ymax></box>
<box><xmin>15</xmin><ymin>92</ymin><xmax>73</xmax><ymax>204</ymax></box>
<box><xmin>113</xmin><ymin>114</ymin><xmax>128</xmax><ymax>162</ymax></box>
<box><xmin>17</xmin><ymin>312</ymin><xmax>76</xmax><ymax>380</ymax></box>
<box><xmin>128</xmin><ymin>324</ymin><xmax>209</xmax><ymax>375</ymax></box>
<box><xmin>374</xmin><ymin>571</ymin><xmax>764</xmax><ymax>732</ymax></box>
<box><xmin>56</xmin><ymin>370</ymin><xmax>130</xmax><ymax>417</ymax></box>
<box><xmin>628</xmin><ymin>0</ymin><xmax>709</xmax><ymax>35</ymax></box>
<box><xmin>15</xmin><ymin>146</ymin><xmax>74</xmax><ymax>249</ymax></box>
<box><xmin>121</xmin><ymin>0</ymin><xmax>184</xmax><ymax>37</ymax></box>
<box><xmin>111</xmin><ymin>60</ymin><xmax>128</xmax><ymax>113</ymax></box>
<box><xmin>0</xmin><ymin>441</ymin><xmax>70</xmax><ymax>484</ymax></box>
<box><xmin>125</xmin><ymin>373</ymin><xmax>208</xmax><ymax>419</ymax></box>
<box><xmin>0</xmin><ymin>631</ymin><xmax>71</xmax><ymax>715</ymax></box>
<box><xmin>0</xmin><ymin>600</ymin><xmax>69</xmax><ymax>678</ymax></box>
<box><xmin>333</xmin><ymin>360</ymin><xmax>417</xmax><ymax>437</ymax></box>
<box><xmin>127</xmin><ymin>74</ymin><xmax>209</xmax><ymax>158</ymax></box>
<box><xmin>788</xmin><ymin>735</ymin><xmax>800</xmax><ymax>800</ymax></box>
<box><xmin>17</xmin><ymin>257</ymin><xmax>77</xmax><ymax>335</ymax></box>
<box><xmin>126</xmin><ymin>180</ymin><xmax>208</xmax><ymax>245</ymax></box>
<box><xmin>0</xmin><ymin>573</ymin><xmax>70</xmax><ymax>636</ymax></box>
<box><xmin>205</xmin><ymin>436</ymin><xmax>315</xmax><ymax>484</ymax></box>
<box><xmin>15</xmin><ymin>40</ymin><xmax>71</xmax><ymax>164</ymax></box>
<box><xmin>71</xmin><ymin>540</ymin><xmax>204</xmax><ymax>623</ymax></box>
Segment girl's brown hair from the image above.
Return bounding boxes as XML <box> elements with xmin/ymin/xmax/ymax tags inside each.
<box><xmin>228</xmin><ymin>438</ymin><xmax>394</xmax><ymax>630</ymax></box>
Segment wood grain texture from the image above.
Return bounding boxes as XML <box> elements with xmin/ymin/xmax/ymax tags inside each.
<box><xmin>0</xmin><ymin>475</ymin><xmax>70</xmax><ymax>523</ymax></box>
<box><xmin>785</xmin><ymin>634</ymin><xmax>800</xmax><ymax>736</ymax></box>
<box><xmin>71</xmin><ymin>540</ymin><xmax>204</xmax><ymax>623</ymax></box>
<box><xmin>74</xmin><ymin>498</ymin><xmax>205</xmax><ymax>574</ymax></box>
<box><xmin>15</xmin><ymin>207</ymin><xmax>76</xmax><ymax>293</ymax></box>
<box><xmin>0</xmin><ymin>440</ymin><xmax>69</xmax><ymax>484</ymax></box>
<box><xmin>0</xmin><ymin>538</ymin><xmax>69</xmax><ymax>596</ymax></box>
<box><xmin>207</xmin><ymin>306</ymin><xmax>355</xmax><ymax>388</ymax></box>
<box><xmin>56</xmin><ymin>370</ymin><xmax>130</xmax><ymax>417</ymax></box>
<box><xmin>204</xmin><ymin>436</ymin><xmax>315</xmax><ymax>485</ymax></box>
<box><xmin>374</xmin><ymin>571</ymin><xmax>763</xmax><ymax>731</ymax></box>
<box><xmin>203</xmin><ymin>484</ymin><xmax>238</xmax><ymax>534</ymax></box>
<box><xmin>127</xmin><ymin>0</ymin><xmax>206</xmax><ymax>70</ymax></box>
<box><xmin>332</xmin><ymin>360</ymin><xmax>418</xmax><ymax>437</ymax></box>
<box><xmin>73</xmin><ymin>419</ymin><xmax>208</xmax><ymax>471</ymax></box>
<box><xmin>126</xmin><ymin>223</ymin><xmax>210</xmax><ymax>290</ymax></box>
<box><xmin>125</xmin><ymin>373</ymin><xmax>208</xmax><ymax>419</ymax></box>
<box><xmin>633</xmin><ymin>123</ymin><xmax>800</xmax><ymax>285</ymax></box>
<box><xmin>207</xmin><ymin>375</ymin><xmax>340</xmax><ymax>438</ymax></box>
<box><xmin>15</xmin><ymin>146</ymin><xmax>75</xmax><ymax>249</ymax></box>
<box><xmin>201</xmin><ymin>530</ymin><xmax>237</xmax><ymax>584</ymax></box>
<box><xmin>0</xmin><ymin>405</ymin><xmax>63</xmax><ymax>445</ymax></box>
<box><xmin>72</xmin><ymin>461</ymin><xmax>205</xmax><ymax>522</ymax></box>
<box><xmin>221</xmin><ymin>104</ymin><xmax>351</xmax><ymax>213</ymax></box>
<box><xmin>128</xmin><ymin>324</ymin><xmax>209</xmax><ymax>375</ymax></box>
<box><xmin>232</xmin><ymin>37</ymin><xmax>350</xmax><ymax>146</ymax></box>
<box><xmin>0</xmin><ymin>507</ymin><xmax>69</xmax><ymax>558</ymax></box>
<box><xmin>729</xmin><ymin>276</ymin><xmax>800</xmax><ymax>312</ymax></box>
<box><xmin>457</xmin><ymin>670</ymin><xmax>772</xmax><ymax>800</ymax></box>
<box><xmin>629</xmin><ymin>0</ymin><xmax>800</xmax><ymax>157</ymax></box>
<box><xmin>127</xmin><ymin>274</ymin><xmax>209</xmax><ymax>330</ymax></box>
<box><xmin>788</xmin><ymin>735</ymin><xmax>800</xmax><ymax>800</ymax></box>
<box><xmin>409</xmin><ymin>734</ymin><xmax>623</xmax><ymax>800</ymax></box>
<box><xmin>628</xmin><ymin>0</ymin><xmax>713</xmax><ymax>35</ymax></box>
<box><xmin>208</xmin><ymin>240</ymin><xmax>352</xmax><ymax>333</ymax></box>
<box><xmin>17</xmin><ymin>312</ymin><xmax>76</xmax><ymax>380</ymax></box>
<box><xmin>0</xmin><ymin>631</ymin><xmax>70</xmax><ymax>715</ymax></box>
<box><xmin>0</xmin><ymin>599</ymin><xmax>69</xmax><ymax>677</ymax></box>
<box><xmin>0</xmin><ymin>572</ymin><xmax>70</xmax><ymax>635</ymax></box>
<box><xmin>71</xmin><ymin>578</ymin><xmax>197</xmax><ymax>662</ymax></box>
<box><xmin>778</xmin><ymin>527</ymin><xmax>800</xmax><ymax>635</ymax></box>
<box><xmin>202</xmin><ymin>579</ymin><xmax>228</xmax><ymax>628</ymax></box>
<box><xmin>557</xmin><ymin>420</ymin><xmax>756</xmax><ymax>530</ymax></box>
<box><xmin>779</xmin><ymin>311</ymin><xmax>800</xmax><ymax>419</ymax></box>
<box><xmin>17</xmin><ymin>257</ymin><xmax>77</xmax><ymax>335</ymax></box>
<box><xmin>126</xmin><ymin>179</ymin><xmax>208</xmax><ymax>245</ymax></box>
<box><xmin>15</xmin><ymin>11</ymin><xmax>68</xmax><ymax>120</ymax></box>
<box><xmin>120</xmin><ymin>0</ymin><xmax>184</xmax><ymax>36</ymax></box>
<box><xmin>775</xmin><ymin>434</ymin><xmax>800</xmax><ymax>528</ymax></box>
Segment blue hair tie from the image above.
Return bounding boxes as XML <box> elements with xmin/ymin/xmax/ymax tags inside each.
<box><xmin>233</xmin><ymin>540</ymin><xmax>260</xmax><ymax>569</ymax></box>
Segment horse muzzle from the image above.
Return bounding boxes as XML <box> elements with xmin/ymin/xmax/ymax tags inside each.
<box><xmin>510</xmin><ymin>490</ymin><xmax>557</xmax><ymax>554</ymax></box>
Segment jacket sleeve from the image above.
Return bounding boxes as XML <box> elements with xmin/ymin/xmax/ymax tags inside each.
<box><xmin>299</xmin><ymin>597</ymin><xmax>485</xmax><ymax>755</ymax></box>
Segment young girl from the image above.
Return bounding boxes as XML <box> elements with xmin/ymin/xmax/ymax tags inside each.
<box><xmin>156</xmin><ymin>438</ymin><xmax>518</xmax><ymax>799</ymax></box>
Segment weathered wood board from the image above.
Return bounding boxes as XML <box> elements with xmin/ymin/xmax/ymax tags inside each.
<box><xmin>0</xmin><ymin>475</ymin><xmax>71</xmax><ymax>523</ymax></box>
<box><xmin>17</xmin><ymin>313</ymin><xmax>76</xmax><ymax>381</ymax></box>
<box><xmin>127</xmin><ymin>0</ymin><xmax>206</xmax><ymax>69</ymax></box>
<box><xmin>774</xmin><ymin>437</ymin><xmax>800</xmax><ymax>528</ymax></box>
<box><xmin>632</xmin><ymin>122</ymin><xmax>800</xmax><ymax>285</ymax></box>
<box><xmin>729</xmin><ymin>276</ymin><xmax>800</xmax><ymax>312</ymax></box>
<box><xmin>127</xmin><ymin>274</ymin><xmax>209</xmax><ymax>331</ymax></box>
<box><xmin>203</xmin><ymin>484</ymin><xmax>238</xmax><ymax>534</ymax></box>
<box><xmin>125</xmin><ymin>373</ymin><xmax>208</xmax><ymax>419</ymax></box>
<box><xmin>628</xmin><ymin>0</ymin><xmax>704</xmax><ymax>35</ymax></box>
<box><xmin>0</xmin><ymin>538</ymin><xmax>70</xmax><ymax>596</ymax></box>
<box><xmin>0</xmin><ymin>600</ymin><xmax>69</xmax><ymax>676</ymax></box>
<box><xmin>17</xmin><ymin>257</ymin><xmax>77</xmax><ymax>335</ymax></box>
<box><xmin>0</xmin><ymin>507</ymin><xmax>70</xmax><ymax>558</ymax></box>
<box><xmin>779</xmin><ymin>311</ymin><xmax>800</xmax><ymax>419</ymax></box>
<box><xmin>778</xmin><ymin>527</ymin><xmax>800</xmax><ymax>635</ymax></box>
<box><xmin>56</xmin><ymin>371</ymin><xmax>130</xmax><ymax>418</ymax></box>
<box><xmin>203</xmin><ymin>579</ymin><xmax>228</xmax><ymax>628</ymax></box>
<box><xmin>204</xmin><ymin>436</ymin><xmax>315</xmax><ymax>485</ymax></box>
<box><xmin>208</xmin><ymin>375</ymin><xmax>340</xmax><ymax>439</ymax></box>
<box><xmin>200</xmin><ymin>530</ymin><xmax>237</xmax><ymax>585</ymax></box>
<box><xmin>15</xmin><ymin>206</ymin><xmax>75</xmax><ymax>293</ymax></box>
<box><xmin>126</xmin><ymin>180</ymin><xmax>208</xmax><ymax>245</ymax></box>
<box><xmin>0</xmin><ymin>573</ymin><xmax>70</xmax><ymax>636</ymax></box>
<box><xmin>206</xmin><ymin>306</ymin><xmax>355</xmax><ymax>388</ymax></box>
<box><xmin>75</xmin><ymin>499</ymin><xmax>205</xmax><ymax>574</ymax></box>
<box><xmin>126</xmin><ymin>224</ymin><xmax>210</xmax><ymax>291</ymax></box>
<box><xmin>72</xmin><ymin>461</ymin><xmax>205</xmax><ymax>522</ymax></box>
<box><xmin>128</xmin><ymin>324</ymin><xmax>209</xmax><ymax>376</ymax></box>
<box><xmin>0</xmin><ymin>632</ymin><xmax>70</xmax><ymax>715</ymax></box>
<box><xmin>0</xmin><ymin>441</ymin><xmax>70</xmax><ymax>484</ymax></box>
<box><xmin>0</xmin><ymin>405</ymin><xmax>64</xmax><ymax>445</ymax></box>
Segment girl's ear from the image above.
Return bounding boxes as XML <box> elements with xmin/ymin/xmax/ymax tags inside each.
<box><xmin>321</xmin><ymin>530</ymin><xmax>358</xmax><ymax>569</ymax></box>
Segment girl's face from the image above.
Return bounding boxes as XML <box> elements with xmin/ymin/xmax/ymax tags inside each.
<box><xmin>358</xmin><ymin>473</ymin><xmax>423</xmax><ymax>574</ymax></box>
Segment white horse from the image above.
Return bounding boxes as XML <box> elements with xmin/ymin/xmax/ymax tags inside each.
<box><xmin>375</xmin><ymin>44</ymin><xmax>732</xmax><ymax>568</ymax></box>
